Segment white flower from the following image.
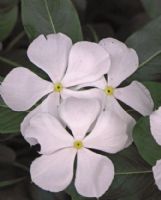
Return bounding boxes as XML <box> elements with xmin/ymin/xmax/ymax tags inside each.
<box><xmin>22</xmin><ymin>98</ymin><xmax>129</xmax><ymax>198</ymax></box>
<box><xmin>153</xmin><ymin>159</ymin><xmax>161</xmax><ymax>191</ymax></box>
<box><xmin>78</xmin><ymin>38</ymin><xmax>154</xmax><ymax>146</ymax></box>
<box><xmin>150</xmin><ymin>107</ymin><xmax>161</xmax><ymax>145</ymax></box>
<box><xmin>0</xmin><ymin>33</ymin><xmax>110</xmax><ymax>133</ymax></box>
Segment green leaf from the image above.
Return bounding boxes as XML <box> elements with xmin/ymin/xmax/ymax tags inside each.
<box><xmin>67</xmin><ymin>146</ymin><xmax>161</xmax><ymax>200</ymax></box>
<box><xmin>0</xmin><ymin>50</ymin><xmax>48</xmax><ymax>79</ymax></box>
<box><xmin>29</xmin><ymin>184</ymin><xmax>56</xmax><ymax>200</ymax></box>
<box><xmin>126</xmin><ymin>15</ymin><xmax>161</xmax><ymax>82</ymax></box>
<box><xmin>21</xmin><ymin>0</ymin><xmax>83</xmax><ymax>42</ymax></box>
<box><xmin>133</xmin><ymin>117</ymin><xmax>161</xmax><ymax>166</ymax></box>
<box><xmin>0</xmin><ymin>0</ymin><xmax>18</xmax><ymax>12</ymax></box>
<box><xmin>143</xmin><ymin>81</ymin><xmax>161</xmax><ymax>109</ymax></box>
<box><xmin>0</xmin><ymin>144</ymin><xmax>16</xmax><ymax>162</ymax></box>
<box><xmin>29</xmin><ymin>184</ymin><xmax>69</xmax><ymax>200</ymax></box>
<box><xmin>0</xmin><ymin>177</ymin><xmax>25</xmax><ymax>188</ymax></box>
<box><xmin>0</xmin><ymin>6</ymin><xmax>18</xmax><ymax>41</ymax></box>
<box><xmin>105</xmin><ymin>145</ymin><xmax>161</xmax><ymax>200</ymax></box>
<box><xmin>141</xmin><ymin>0</ymin><xmax>161</xmax><ymax>18</ymax></box>
<box><xmin>0</xmin><ymin>106</ymin><xmax>27</xmax><ymax>134</ymax></box>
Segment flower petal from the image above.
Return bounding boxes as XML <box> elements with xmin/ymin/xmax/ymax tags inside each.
<box><xmin>115</xmin><ymin>81</ymin><xmax>154</xmax><ymax>116</ymax></box>
<box><xmin>27</xmin><ymin>33</ymin><xmax>72</xmax><ymax>82</ymax></box>
<box><xmin>59</xmin><ymin>97</ymin><xmax>101</xmax><ymax>140</ymax></box>
<box><xmin>62</xmin><ymin>41</ymin><xmax>110</xmax><ymax>87</ymax></box>
<box><xmin>153</xmin><ymin>159</ymin><xmax>161</xmax><ymax>191</ymax></box>
<box><xmin>22</xmin><ymin>113</ymin><xmax>73</xmax><ymax>154</ymax></box>
<box><xmin>61</xmin><ymin>88</ymin><xmax>106</xmax><ymax>110</ymax></box>
<box><xmin>150</xmin><ymin>107</ymin><xmax>161</xmax><ymax>145</ymax></box>
<box><xmin>1</xmin><ymin>67</ymin><xmax>53</xmax><ymax>111</ymax></box>
<box><xmin>84</xmin><ymin>110</ymin><xmax>128</xmax><ymax>153</ymax></box>
<box><xmin>99</xmin><ymin>38</ymin><xmax>139</xmax><ymax>87</ymax></box>
<box><xmin>31</xmin><ymin>148</ymin><xmax>76</xmax><ymax>192</ymax></box>
<box><xmin>75</xmin><ymin>148</ymin><xmax>114</xmax><ymax>198</ymax></box>
<box><xmin>21</xmin><ymin>93</ymin><xmax>60</xmax><ymax>137</ymax></box>
<box><xmin>105</xmin><ymin>96</ymin><xmax>136</xmax><ymax>147</ymax></box>
<box><xmin>74</xmin><ymin>77</ymin><xmax>107</xmax><ymax>90</ymax></box>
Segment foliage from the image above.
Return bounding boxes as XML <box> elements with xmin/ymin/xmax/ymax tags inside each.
<box><xmin>0</xmin><ymin>0</ymin><xmax>161</xmax><ymax>199</ymax></box>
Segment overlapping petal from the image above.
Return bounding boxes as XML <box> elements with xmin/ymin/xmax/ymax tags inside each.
<box><xmin>99</xmin><ymin>38</ymin><xmax>139</xmax><ymax>87</ymax></box>
<box><xmin>105</xmin><ymin>96</ymin><xmax>136</xmax><ymax>147</ymax></box>
<box><xmin>61</xmin><ymin>88</ymin><xmax>105</xmax><ymax>109</ymax></box>
<box><xmin>84</xmin><ymin>110</ymin><xmax>128</xmax><ymax>153</ymax></box>
<box><xmin>23</xmin><ymin>113</ymin><xmax>73</xmax><ymax>154</ymax></box>
<box><xmin>1</xmin><ymin>67</ymin><xmax>53</xmax><ymax>111</ymax></box>
<box><xmin>74</xmin><ymin>77</ymin><xmax>107</xmax><ymax>90</ymax></box>
<box><xmin>115</xmin><ymin>81</ymin><xmax>154</xmax><ymax>116</ymax></box>
<box><xmin>21</xmin><ymin>93</ymin><xmax>60</xmax><ymax>137</ymax></box>
<box><xmin>62</xmin><ymin>42</ymin><xmax>110</xmax><ymax>87</ymax></box>
<box><xmin>27</xmin><ymin>33</ymin><xmax>72</xmax><ymax>82</ymax></box>
<box><xmin>75</xmin><ymin>148</ymin><xmax>114</xmax><ymax>198</ymax></box>
<box><xmin>30</xmin><ymin>148</ymin><xmax>76</xmax><ymax>192</ymax></box>
<box><xmin>59</xmin><ymin>98</ymin><xmax>101</xmax><ymax>140</ymax></box>
<box><xmin>150</xmin><ymin>107</ymin><xmax>161</xmax><ymax>145</ymax></box>
<box><xmin>153</xmin><ymin>159</ymin><xmax>161</xmax><ymax>191</ymax></box>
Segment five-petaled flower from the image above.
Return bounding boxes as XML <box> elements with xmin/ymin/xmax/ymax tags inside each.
<box><xmin>22</xmin><ymin>98</ymin><xmax>129</xmax><ymax>198</ymax></box>
<box><xmin>78</xmin><ymin>38</ymin><xmax>154</xmax><ymax>146</ymax></box>
<box><xmin>0</xmin><ymin>33</ymin><xmax>110</xmax><ymax>134</ymax></box>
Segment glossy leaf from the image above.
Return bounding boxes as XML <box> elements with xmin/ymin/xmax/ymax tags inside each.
<box><xmin>141</xmin><ymin>0</ymin><xmax>161</xmax><ymax>18</ymax></box>
<box><xmin>133</xmin><ymin>117</ymin><xmax>161</xmax><ymax>166</ymax></box>
<box><xmin>0</xmin><ymin>106</ymin><xmax>26</xmax><ymax>134</ymax></box>
<box><xmin>0</xmin><ymin>177</ymin><xmax>25</xmax><ymax>188</ymax></box>
<box><xmin>0</xmin><ymin>144</ymin><xmax>16</xmax><ymax>163</ymax></box>
<box><xmin>0</xmin><ymin>0</ymin><xmax>18</xmax><ymax>11</ymax></box>
<box><xmin>67</xmin><ymin>146</ymin><xmax>161</xmax><ymax>199</ymax></box>
<box><xmin>126</xmin><ymin>15</ymin><xmax>161</xmax><ymax>82</ymax></box>
<box><xmin>21</xmin><ymin>0</ymin><xmax>83</xmax><ymax>42</ymax></box>
<box><xmin>143</xmin><ymin>81</ymin><xmax>161</xmax><ymax>109</ymax></box>
<box><xmin>0</xmin><ymin>6</ymin><xmax>18</xmax><ymax>41</ymax></box>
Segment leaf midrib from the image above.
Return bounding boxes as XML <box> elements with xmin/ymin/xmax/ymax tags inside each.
<box><xmin>43</xmin><ymin>0</ymin><xmax>56</xmax><ymax>33</ymax></box>
<box><xmin>116</xmin><ymin>170</ymin><xmax>152</xmax><ymax>175</ymax></box>
<box><xmin>139</xmin><ymin>49</ymin><xmax>161</xmax><ymax>68</ymax></box>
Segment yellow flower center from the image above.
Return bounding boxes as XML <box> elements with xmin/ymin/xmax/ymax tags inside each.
<box><xmin>54</xmin><ymin>83</ymin><xmax>63</xmax><ymax>93</ymax></box>
<box><xmin>104</xmin><ymin>86</ymin><xmax>115</xmax><ymax>96</ymax></box>
<box><xmin>73</xmin><ymin>140</ymin><xmax>83</xmax><ymax>150</ymax></box>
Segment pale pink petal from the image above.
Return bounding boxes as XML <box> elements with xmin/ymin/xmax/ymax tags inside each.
<box><xmin>115</xmin><ymin>81</ymin><xmax>154</xmax><ymax>116</ymax></box>
<box><xmin>84</xmin><ymin>110</ymin><xmax>128</xmax><ymax>153</ymax></box>
<box><xmin>153</xmin><ymin>159</ymin><xmax>161</xmax><ymax>191</ymax></box>
<box><xmin>150</xmin><ymin>107</ymin><xmax>161</xmax><ymax>145</ymax></box>
<box><xmin>22</xmin><ymin>113</ymin><xmax>73</xmax><ymax>154</ymax></box>
<box><xmin>1</xmin><ymin>67</ymin><xmax>53</xmax><ymax>111</ymax></box>
<box><xmin>27</xmin><ymin>33</ymin><xmax>72</xmax><ymax>82</ymax></box>
<box><xmin>59</xmin><ymin>97</ymin><xmax>101</xmax><ymax>140</ymax></box>
<box><xmin>21</xmin><ymin>93</ymin><xmax>60</xmax><ymax>136</ymax></box>
<box><xmin>61</xmin><ymin>88</ymin><xmax>106</xmax><ymax>110</ymax></box>
<box><xmin>74</xmin><ymin>77</ymin><xmax>107</xmax><ymax>90</ymax></box>
<box><xmin>31</xmin><ymin>148</ymin><xmax>76</xmax><ymax>192</ymax></box>
<box><xmin>75</xmin><ymin>148</ymin><xmax>114</xmax><ymax>198</ymax></box>
<box><xmin>62</xmin><ymin>41</ymin><xmax>110</xmax><ymax>87</ymax></box>
<box><xmin>105</xmin><ymin>96</ymin><xmax>136</xmax><ymax>147</ymax></box>
<box><xmin>99</xmin><ymin>38</ymin><xmax>138</xmax><ymax>87</ymax></box>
